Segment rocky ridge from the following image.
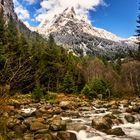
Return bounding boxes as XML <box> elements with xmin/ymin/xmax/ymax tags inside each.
<box><xmin>35</xmin><ymin>7</ymin><xmax>138</xmax><ymax>58</ymax></box>
<box><xmin>0</xmin><ymin>0</ymin><xmax>17</xmax><ymax>21</ymax></box>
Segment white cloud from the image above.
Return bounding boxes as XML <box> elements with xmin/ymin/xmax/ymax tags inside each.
<box><xmin>13</xmin><ymin>0</ymin><xmax>30</xmax><ymax>20</ymax></box>
<box><xmin>25</xmin><ymin>0</ymin><xmax>36</xmax><ymax>5</ymax></box>
<box><xmin>36</xmin><ymin>0</ymin><xmax>105</xmax><ymax>26</ymax></box>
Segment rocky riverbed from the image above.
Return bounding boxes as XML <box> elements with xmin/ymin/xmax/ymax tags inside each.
<box><xmin>0</xmin><ymin>94</ymin><xmax>140</xmax><ymax>140</ymax></box>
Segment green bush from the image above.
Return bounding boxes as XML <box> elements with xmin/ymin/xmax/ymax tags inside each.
<box><xmin>32</xmin><ymin>85</ymin><xmax>44</xmax><ymax>102</ymax></box>
<box><xmin>62</xmin><ymin>71</ymin><xmax>77</xmax><ymax>93</ymax></box>
<box><xmin>81</xmin><ymin>84</ymin><xmax>96</xmax><ymax>100</ymax></box>
<box><xmin>82</xmin><ymin>78</ymin><xmax>111</xmax><ymax>100</ymax></box>
<box><xmin>46</xmin><ymin>92</ymin><xmax>57</xmax><ymax>104</ymax></box>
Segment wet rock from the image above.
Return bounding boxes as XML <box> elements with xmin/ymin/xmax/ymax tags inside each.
<box><xmin>91</xmin><ymin>116</ymin><xmax>113</xmax><ymax>131</ymax></box>
<box><xmin>61</xmin><ymin>110</ymin><xmax>80</xmax><ymax>118</ymax></box>
<box><xmin>31</xmin><ymin>110</ymin><xmax>43</xmax><ymax>117</ymax></box>
<box><xmin>7</xmin><ymin>131</ymin><xmax>16</xmax><ymax>139</ymax></box>
<box><xmin>111</xmin><ymin>105</ymin><xmax>118</xmax><ymax>109</ymax></box>
<box><xmin>59</xmin><ymin>101</ymin><xmax>71</xmax><ymax>109</ymax></box>
<box><xmin>57</xmin><ymin>131</ymin><xmax>77</xmax><ymax>140</ymax></box>
<box><xmin>124</xmin><ymin>115</ymin><xmax>135</xmax><ymax>123</ymax></box>
<box><xmin>113</xmin><ymin>118</ymin><xmax>124</xmax><ymax>125</ymax></box>
<box><xmin>111</xmin><ymin>109</ymin><xmax>121</xmax><ymax>114</ymax></box>
<box><xmin>125</xmin><ymin>108</ymin><xmax>133</xmax><ymax>113</ymax></box>
<box><xmin>34</xmin><ymin>133</ymin><xmax>57</xmax><ymax>140</ymax></box>
<box><xmin>106</xmin><ymin>128</ymin><xmax>125</xmax><ymax>136</ymax></box>
<box><xmin>21</xmin><ymin>112</ymin><xmax>32</xmax><ymax>118</ymax></box>
<box><xmin>53</xmin><ymin>107</ymin><xmax>63</xmax><ymax>114</ymax></box>
<box><xmin>49</xmin><ymin>116</ymin><xmax>66</xmax><ymax>131</ymax></box>
<box><xmin>30</xmin><ymin>122</ymin><xmax>47</xmax><ymax>131</ymax></box>
<box><xmin>10</xmin><ymin>99</ymin><xmax>21</xmax><ymax>108</ymax></box>
<box><xmin>106</xmin><ymin>100</ymin><xmax>118</xmax><ymax>108</ymax></box>
<box><xmin>67</xmin><ymin>123</ymin><xmax>87</xmax><ymax>132</ymax></box>
<box><xmin>132</xmin><ymin>106</ymin><xmax>140</xmax><ymax>113</ymax></box>
<box><xmin>39</xmin><ymin>107</ymin><xmax>47</xmax><ymax>113</ymax></box>
<box><xmin>79</xmin><ymin>107</ymin><xmax>91</xmax><ymax>111</ymax></box>
<box><xmin>7</xmin><ymin>118</ymin><xmax>21</xmax><ymax>129</ymax></box>
<box><xmin>104</xmin><ymin>113</ymin><xmax>123</xmax><ymax>125</ymax></box>
<box><xmin>95</xmin><ymin>110</ymin><xmax>105</xmax><ymax>114</ymax></box>
<box><xmin>120</xmin><ymin>100</ymin><xmax>129</xmax><ymax>106</ymax></box>
<box><xmin>13</xmin><ymin>124</ymin><xmax>27</xmax><ymax>135</ymax></box>
<box><xmin>23</xmin><ymin>117</ymin><xmax>35</xmax><ymax>127</ymax></box>
<box><xmin>24</xmin><ymin>133</ymin><xmax>34</xmax><ymax>140</ymax></box>
<box><xmin>35</xmin><ymin>129</ymin><xmax>49</xmax><ymax>134</ymax></box>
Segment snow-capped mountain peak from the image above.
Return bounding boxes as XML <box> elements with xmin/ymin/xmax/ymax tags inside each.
<box><xmin>37</xmin><ymin>6</ymin><xmax>123</xmax><ymax>41</ymax></box>
<box><xmin>35</xmin><ymin>6</ymin><xmax>137</xmax><ymax>58</ymax></box>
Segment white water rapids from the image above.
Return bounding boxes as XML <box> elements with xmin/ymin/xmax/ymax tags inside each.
<box><xmin>21</xmin><ymin>103</ymin><xmax>140</xmax><ymax>140</ymax></box>
<box><xmin>62</xmin><ymin>104</ymin><xmax>140</xmax><ymax>140</ymax></box>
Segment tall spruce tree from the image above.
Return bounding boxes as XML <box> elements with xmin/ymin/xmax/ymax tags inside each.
<box><xmin>136</xmin><ymin>3</ymin><xmax>140</xmax><ymax>60</ymax></box>
<box><xmin>0</xmin><ymin>9</ymin><xmax>5</xmax><ymax>70</ymax></box>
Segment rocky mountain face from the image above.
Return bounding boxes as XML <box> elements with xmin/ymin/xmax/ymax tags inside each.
<box><xmin>0</xmin><ymin>0</ymin><xmax>17</xmax><ymax>21</ymax></box>
<box><xmin>36</xmin><ymin>7</ymin><xmax>138</xmax><ymax>58</ymax></box>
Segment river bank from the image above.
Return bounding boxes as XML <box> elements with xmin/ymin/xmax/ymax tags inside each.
<box><xmin>0</xmin><ymin>93</ymin><xmax>140</xmax><ymax>140</ymax></box>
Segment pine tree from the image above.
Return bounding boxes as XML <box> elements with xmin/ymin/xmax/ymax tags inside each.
<box><xmin>62</xmin><ymin>71</ymin><xmax>77</xmax><ymax>93</ymax></box>
<box><xmin>0</xmin><ymin>9</ymin><xmax>5</xmax><ymax>70</ymax></box>
<box><xmin>136</xmin><ymin>4</ymin><xmax>140</xmax><ymax>60</ymax></box>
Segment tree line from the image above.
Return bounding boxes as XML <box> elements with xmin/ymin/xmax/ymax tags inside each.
<box><xmin>0</xmin><ymin>9</ymin><xmax>140</xmax><ymax>100</ymax></box>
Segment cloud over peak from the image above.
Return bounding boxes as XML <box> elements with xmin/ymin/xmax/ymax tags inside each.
<box><xmin>13</xmin><ymin>0</ymin><xmax>105</xmax><ymax>28</ymax></box>
<box><xmin>36</xmin><ymin>0</ymin><xmax>105</xmax><ymax>26</ymax></box>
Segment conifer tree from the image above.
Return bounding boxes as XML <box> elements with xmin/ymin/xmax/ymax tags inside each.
<box><xmin>0</xmin><ymin>9</ymin><xmax>5</xmax><ymax>70</ymax></box>
<box><xmin>136</xmin><ymin>4</ymin><xmax>140</xmax><ymax>60</ymax></box>
<box><xmin>62</xmin><ymin>71</ymin><xmax>77</xmax><ymax>93</ymax></box>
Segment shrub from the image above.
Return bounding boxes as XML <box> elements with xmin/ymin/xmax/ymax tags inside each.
<box><xmin>82</xmin><ymin>78</ymin><xmax>112</xmax><ymax>99</ymax></box>
<box><xmin>46</xmin><ymin>92</ymin><xmax>57</xmax><ymax>104</ymax></box>
<box><xmin>81</xmin><ymin>84</ymin><xmax>96</xmax><ymax>100</ymax></box>
<box><xmin>62</xmin><ymin>71</ymin><xmax>77</xmax><ymax>93</ymax></box>
<box><xmin>32</xmin><ymin>85</ymin><xmax>45</xmax><ymax>102</ymax></box>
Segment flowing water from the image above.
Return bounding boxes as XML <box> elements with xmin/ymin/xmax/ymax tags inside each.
<box><xmin>21</xmin><ymin>102</ymin><xmax>140</xmax><ymax>140</ymax></box>
<box><xmin>62</xmin><ymin>104</ymin><xmax>140</xmax><ymax>140</ymax></box>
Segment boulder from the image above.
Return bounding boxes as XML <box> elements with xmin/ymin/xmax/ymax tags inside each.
<box><xmin>67</xmin><ymin>123</ymin><xmax>87</xmax><ymax>132</ymax></box>
<box><xmin>35</xmin><ymin>129</ymin><xmax>49</xmax><ymax>134</ymax></box>
<box><xmin>111</xmin><ymin>105</ymin><xmax>118</xmax><ymax>109</ymax></box>
<box><xmin>24</xmin><ymin>133</ymin><xmax>34</xmax><ymax>140</ymax></box>
<box><xmin>34</xmin><ymin>133</ymin><xmax>57</xmax><ymax>140</ymax></box>
<box><xmin>57</xmin><ymin>131</ymin><xmax>77</xmax><ymax>140</ymax></box>
<box><xmin>106</xmin><ymin>128</ymin><xmax>125</xmax><ymax>136</ymax></box>
<box><xmin>13</xmin><ymin>124</ymin><xmax>27</xmax><ymax>135</ymax></box>
<box><xmin>91</xmin><ymin>116</ymin><xmax>112</xmax><ymax>132</ymax></box>
<box><xmin>7</xmin><ymin>118</ymin><xmax>21</xmax><ymax>129</ymax></box>
<box><xmin>132</xmin><ymin>106</ymin><xmax>140</xmax><ymax>113</ymax></box>
<box><xmin>59</xmin><ymin>101</ymin><xmax>71</xmax><ymax>109</ymax></box>
<box><xmin>49</xmin><ymin>116</ymin><xmax>66</xmax><ymax>131</ymax></box>
<box><xmin>61</xmin><ymin>110</ymin><xmax>80</xmax><ymax>118</ymax></box>
<box><xmin>30</xmin><ymin>122</ymin><xmax>47</xmax><ymax>131</ymax></box>
<box><xmin>124</xmin><ymin>115</ymin><xmax>135</xmax><ymax>123</ymax></box>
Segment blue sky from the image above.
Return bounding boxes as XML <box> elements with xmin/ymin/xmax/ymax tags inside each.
<box><xmin>13</xmin><ymin>0</ymin><xmax>139</xmax><ymax>38</ymax></box>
